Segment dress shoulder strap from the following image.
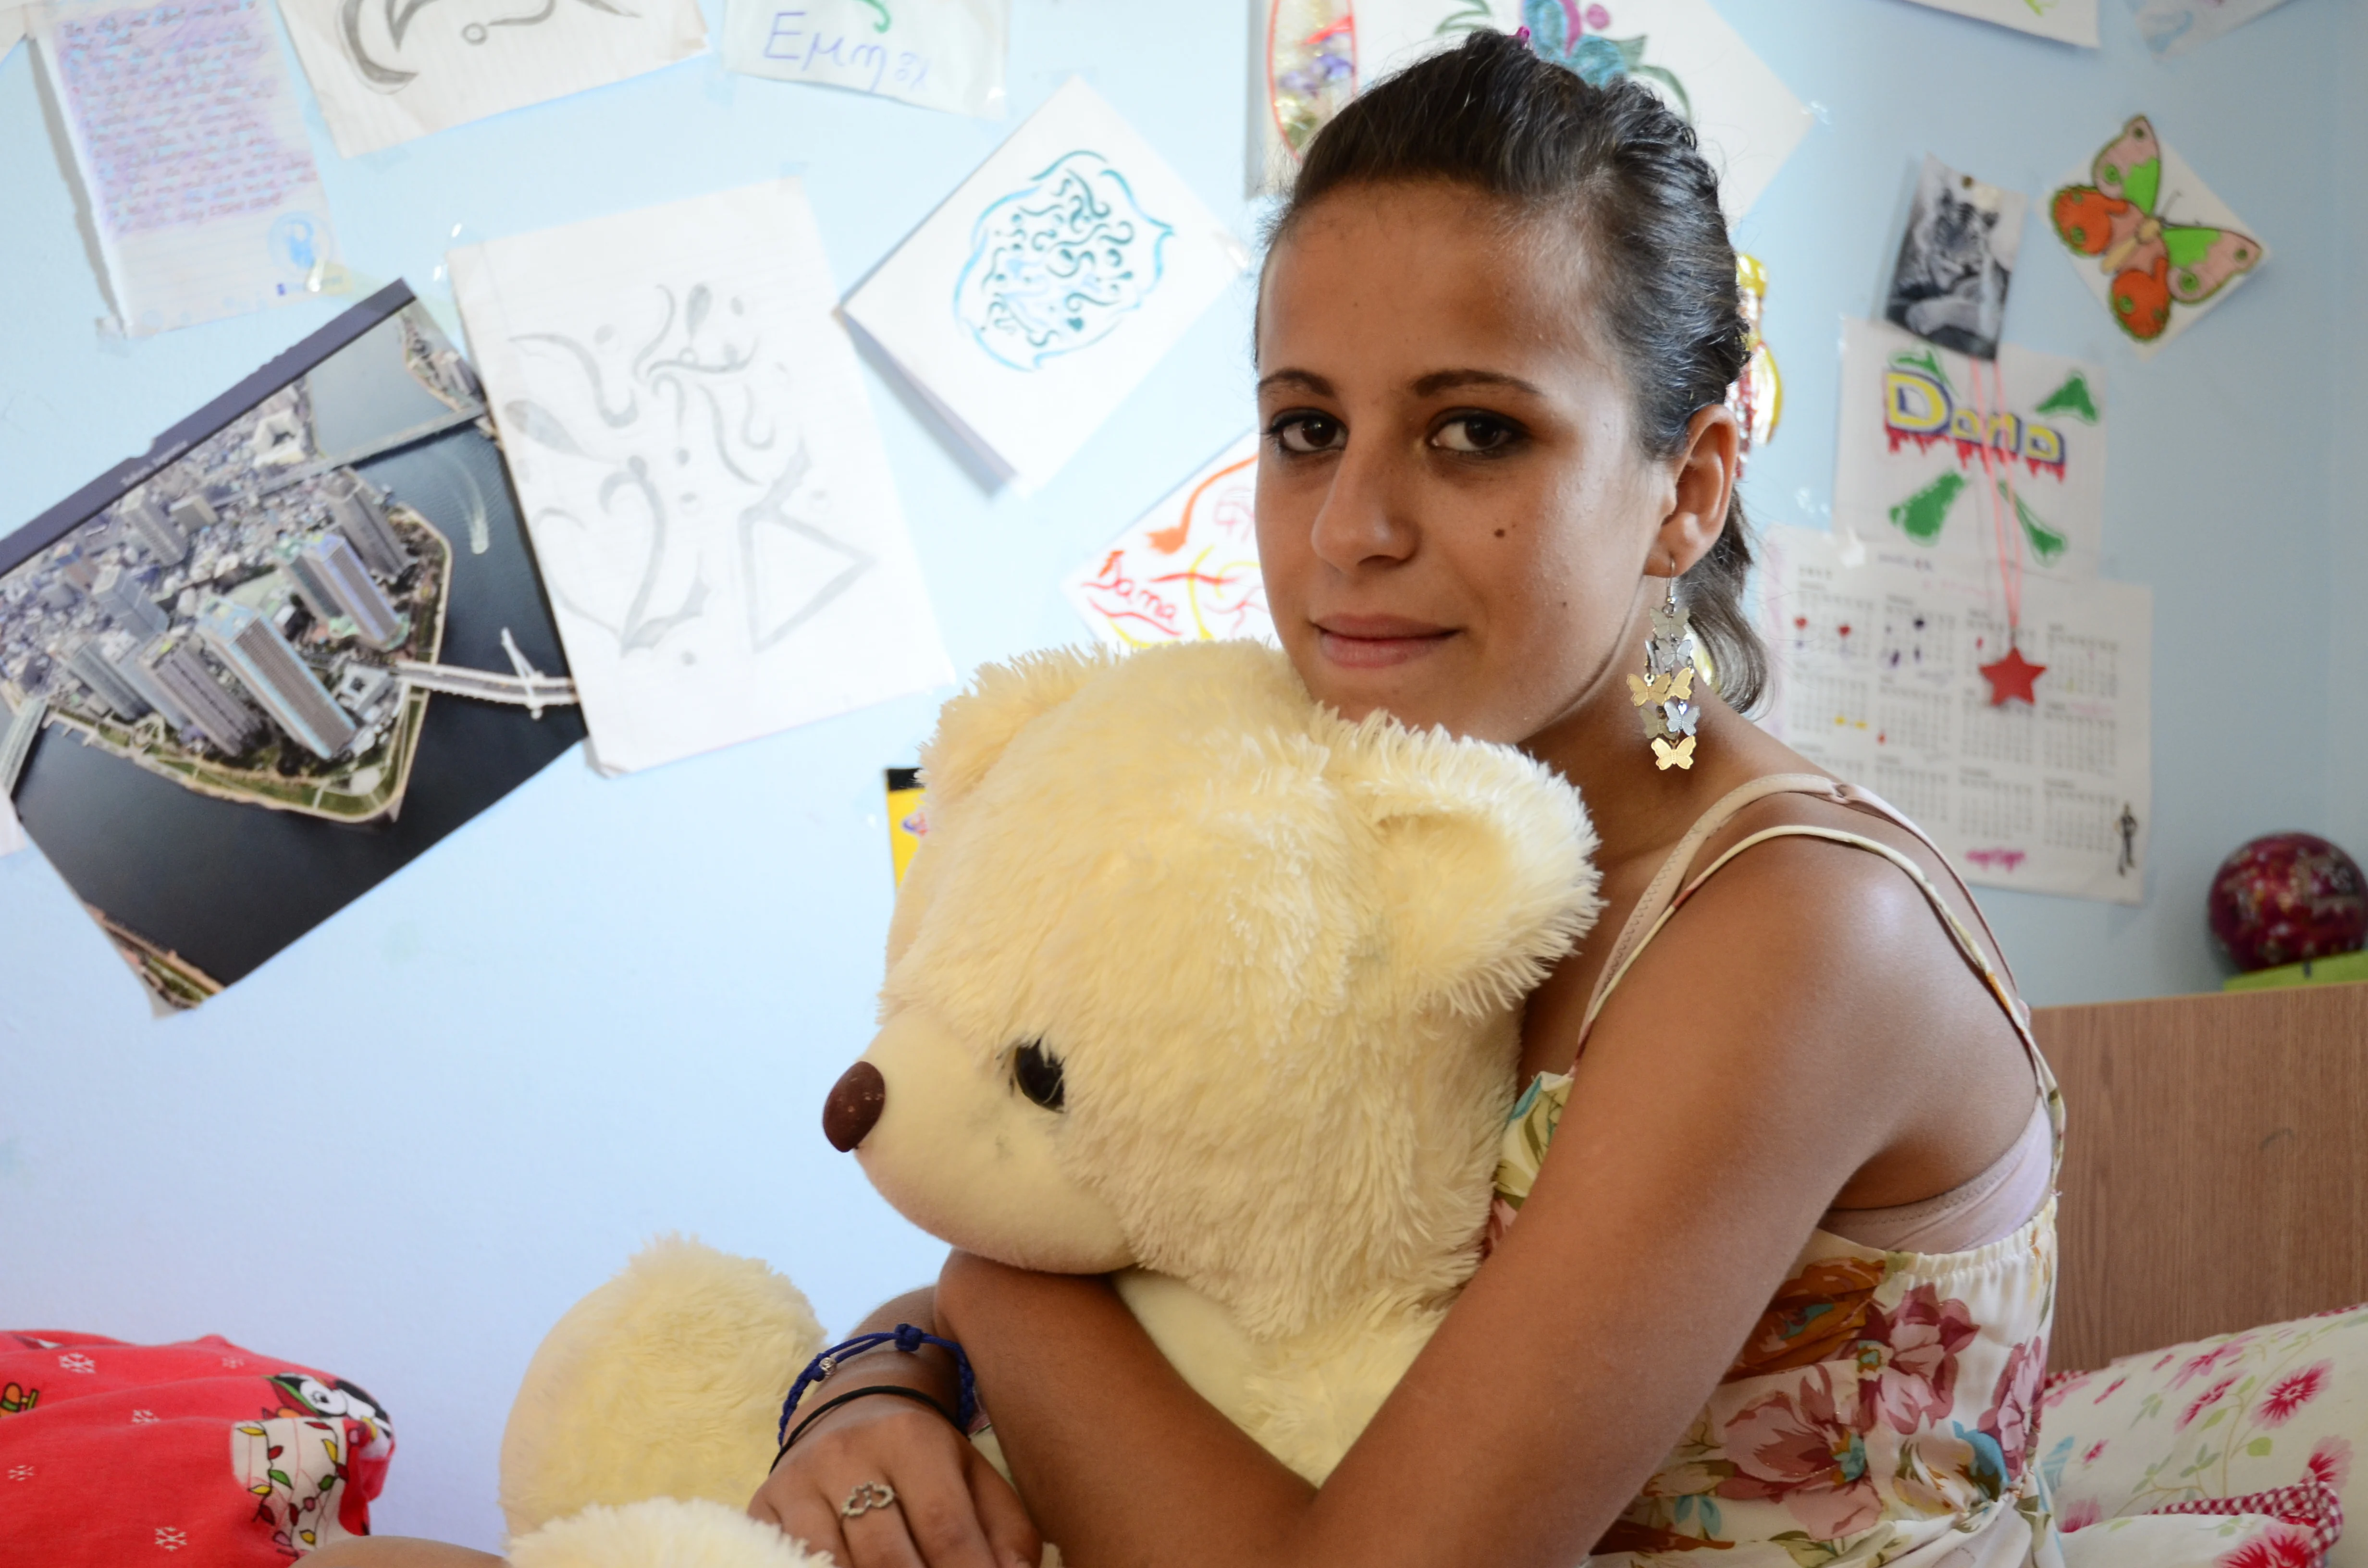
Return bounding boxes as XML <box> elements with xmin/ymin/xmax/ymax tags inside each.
<box><xmin>1575</xmin><ymin>775</ymin><xmax>2045</xmax><ymax>1080</ymax></box>
<box><xmin>1576</xmin><ymin>772</ymin><xmax>1838</xmax><ymax>1029</ymax></box>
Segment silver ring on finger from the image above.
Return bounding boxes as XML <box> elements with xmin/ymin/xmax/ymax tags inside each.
<box><xmin>839</xmin><ymin>1480</ymin><xmax>899</xmax><ymax>1520</ymax></box>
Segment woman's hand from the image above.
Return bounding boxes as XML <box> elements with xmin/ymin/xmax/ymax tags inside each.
<box><xmin>747</xmin><ymin>1286</ymin><xmax>1042</xmax><ymax>1568</ymax></box>
<box><xmin>747</xmin><ymin>1392</ymin><xmax>1040</xmax><ymax>1568</ymax></box>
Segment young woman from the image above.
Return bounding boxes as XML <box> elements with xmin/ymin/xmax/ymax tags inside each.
<box><xmin>329</xmin><ymin>30</ymin><xmax>2062</xmax><ymax>1568</ymax></box>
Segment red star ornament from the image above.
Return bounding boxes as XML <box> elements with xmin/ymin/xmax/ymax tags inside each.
<box><xmin>1979</xmin><ymin>643</ymin><xmax>2047</xmax><ymax>707</ymax></box>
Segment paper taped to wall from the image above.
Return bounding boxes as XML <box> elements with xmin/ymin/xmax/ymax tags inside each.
<box><xmin>274</xmin><ymin>0</ymin><xmax>707</xmax><ymax>157</ymax></box>
<box><xmin>452</xmin><ymin>180</ymin><xmax>953</xmax><ymax>775</ymax></box>
<box><xmin>0</xmin><ymin>285</ymin><xmax>586</xmax><ymax>1010</ymax></box>
<box><xmin>1510</xmin><ymin>0</ymin><xmax>1810</xmax><ymax>218</ymax></box>
<box><xmin>2127</xmin><ymin>0</ymin><xmax>2294</xmax><ymax>57</ymax></box>
<box><xmin>1760</xmin><ymin>525</ymin><xmax>2151</xmax><ymax>905</ymax></box>
<box><xmin>841</xmin><ymin>76</ymin><xmax>1246</xmax><ymax>494</ymax></box>
<box><xmin>2048</xmin><ymin>115</ymin><xmax>2265</xmax><ymax>356</ymax></box>
<box><xmin>1834</xmin><ymin>318</ymin><xmax>2108</xmax><ymax>583</ymax></box>
<box><xmin>1064</xmin><ymin>431</ymin><xmax>1270</xmax><ymax>646</ymax></box>
<box><xmin>723</xmin><ymin>0</ymin><xmax>1009</xmax><ymax>118</ymax></box>
<box><xmin>1892</xmin><ymin>0</ymin><xmax>2098</xmax><ymax>46</ymax></box>
<box><xmin>886</xmin><ymin>765</ymin><xmax>925</xmax><ymax>886</ymax></box>
<box><xmin>1254</xmin><ymin>0</ymin><xmax>1807</xmax><ymax>216</ymax></box>
<box><xmin>1884</xmin><ymin>155</ymin><xmax>2026</xmax><ymax>362</ymax></box>
<box><xmin>1252</xmin><ymin>0</ymin><xmax>1517</xmax><ymax>193</ymax></box>
<box><xmin>30</xmin><ymin>0</ymin><xmax>341</xmax><ymax>336</ymax></box>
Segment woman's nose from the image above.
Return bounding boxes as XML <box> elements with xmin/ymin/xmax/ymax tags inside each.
<box><xmin>1307</xmin><ymin>451</ymin><xmax>1417</xmax><ymax>573</ymax></box>
<box><xmin>822</xmin><ymin>1061</ymin><xmax>886</xmax><ymax>1151</ymax></box>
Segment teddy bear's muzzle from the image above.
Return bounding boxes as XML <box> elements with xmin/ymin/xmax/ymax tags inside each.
<box><xmin>822</xmin><ymin>1061</ymin><xmax>887</xmax><ymax>1151</ymax></box>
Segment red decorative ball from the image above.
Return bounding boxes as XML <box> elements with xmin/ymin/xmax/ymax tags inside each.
<box><xmin>2208</xmin><ymin>833</ymin><xmax>2368</xmax><ymax>972</ymax></box>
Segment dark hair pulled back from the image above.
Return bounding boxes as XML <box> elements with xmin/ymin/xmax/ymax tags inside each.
<box><xmin>1267</xmin><ymin>28</ymin><xmax>1766</xmax><ymax>710</ymax></box>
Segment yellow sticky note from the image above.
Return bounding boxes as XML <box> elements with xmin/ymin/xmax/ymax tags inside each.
<box><xmin>886</xmin><ymin>767</ymin><xmax>927</xmax><ymax>887</ymax></box>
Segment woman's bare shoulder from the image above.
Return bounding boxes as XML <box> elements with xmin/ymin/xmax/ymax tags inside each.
<box><xmin>1599</xmin><ymin>782</ymin><xmax>2038</xmax><ymax>1207</ymax></box>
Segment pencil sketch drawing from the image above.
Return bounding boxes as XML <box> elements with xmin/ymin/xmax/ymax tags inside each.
<box><xmin>499</xmin><ymin>282</ymin><xmax>874</xmax><ymax>659</ymax></box>
<box><xmin>337</xmin><ymin>0</ymin><xmax>641</xmax><ymax>91</ymax></box>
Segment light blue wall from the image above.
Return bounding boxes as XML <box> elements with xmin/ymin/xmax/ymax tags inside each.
<box><xmin>0</xmin><ymin>0</ymin><xmax>2351</xmax><ymax>1550</ymax></box>
<box><xmin>2331</xmin><ymin>0</ymin><xmax>2367</xmax><ymax>858</ymax></box>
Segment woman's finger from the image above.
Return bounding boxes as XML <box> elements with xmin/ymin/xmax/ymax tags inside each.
<box><xmin>752</xmin><ymin>1400</ymin><xmax>1005</xmax><ymax>1568</ymax></box>
<box><xmin>754</xmin><ymin>1492</ymin><xmax>848</xmax><ymax>1568</ymax></box>
<box><xmin>964</xmin><ymin>1445</ymin><xmax>1047</xmax><ymax>1568</ymax></box>
<box><xmin>835</xmin><ymin>1486</ymin><xmax>931</xmax><ymax>1568</ymax></box>
<box><xmin>890</xmin><ymin>1461</ymin><xmax>1008</xmax><ymax>1568</ymax></box>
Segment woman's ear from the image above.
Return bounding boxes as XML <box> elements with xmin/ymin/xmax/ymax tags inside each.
<box><xmin>1653</xmin><ymin>401</ymin><xmax>1742</xmax><ymax>576</ymax></box>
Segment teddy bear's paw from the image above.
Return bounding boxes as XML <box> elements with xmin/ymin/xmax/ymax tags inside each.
<box><xmin>500</xmin><ymin>1237</ymin><xmax>825</xmax><ymax>1538</ymax></box>
<box><xmin>507</xmin><ymin>1497</ymin><xmax>836</xmax><ymax>1568</ymax></box>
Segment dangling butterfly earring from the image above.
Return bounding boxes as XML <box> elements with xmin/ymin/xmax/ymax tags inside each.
<box><xmin>1628</xmin><ymin>566</ymin><xmax>1700</xmax><ymax>772</ymax></box>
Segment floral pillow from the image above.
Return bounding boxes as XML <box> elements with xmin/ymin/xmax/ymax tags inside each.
<box><xmin>2058</xmin><ymin>1509</ymin><xmax>2335</xmax><ymax>1568</ymax></box>
<box><xmin>2038</xmin><ymin>1304</ymin><xmax>2366</xmax><ymax>1567</ymax></box>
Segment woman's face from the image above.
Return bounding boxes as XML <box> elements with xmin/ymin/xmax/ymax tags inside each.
<box><xmin>1255</xmin><ymin>182</ymin><xmax>1678</xmax><ymax>745</ymax></box>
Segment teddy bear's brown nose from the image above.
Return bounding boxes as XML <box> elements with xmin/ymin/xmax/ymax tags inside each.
<box><xmin>823</xmin><ymin>1061</ymin><xmax>887</xmax><ymax>1152</ymax></box>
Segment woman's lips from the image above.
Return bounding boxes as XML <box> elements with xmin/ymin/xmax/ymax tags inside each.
<box><xmin>1314</xmin><ymin>616</ymin><xmax>1456</xmax><ymax>670</ymax></box>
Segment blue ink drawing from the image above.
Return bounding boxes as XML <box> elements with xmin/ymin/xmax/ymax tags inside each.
<box><xmin>954</xmin><ymin>151</ymin><xmax>1173</xmax><ymax>372</ymax></box>
<box><xmin>270</xmin><ymin>213</ymin><xmax>322</xmax><ymax>273</ymax></box>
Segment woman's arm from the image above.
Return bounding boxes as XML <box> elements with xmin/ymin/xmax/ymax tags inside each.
<box><xmin>937</xmin><ymin>840</ymin><xmax>2004</xmax><ymax>1568</ymax></box>
<box><xmin>304</xmin><ymin>1542</ymin><xmax>503</xmax><ymax>1567</ymax></box>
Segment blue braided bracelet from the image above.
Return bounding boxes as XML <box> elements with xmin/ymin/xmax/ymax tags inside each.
<box><xmin>777</xmin><ymin>1323</ymin><xmax>978</xmax><ymax>1444</ymax></box>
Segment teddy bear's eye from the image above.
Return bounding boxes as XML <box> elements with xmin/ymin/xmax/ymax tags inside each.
<box><xmin>1011</xmin><ymin>1041</ymin><xmax>1066</xmax><ymax>1112</ymax></box>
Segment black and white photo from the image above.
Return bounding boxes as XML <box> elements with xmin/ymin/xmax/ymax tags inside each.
<box><xmin>1885</xmin><ymin>153</ymin><xmax>2028</xmax><ymax>360</ymax></box>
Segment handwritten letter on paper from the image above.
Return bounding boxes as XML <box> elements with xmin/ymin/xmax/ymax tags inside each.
<box><xmin>32</xmin><ymin>0</ymin><xmax>338</xmax><ymax>334</ymax></box>
<box><xmin>276</xmin><ymin>0</ymin><xmax>708</xmax><ymax>157</ymax></box>
<box><xmin>451</xmin><ymin>181</ymin><xmax>952</xmax><ymax>774</ymax></box>
<box><xmin>723</xmin><ymin>0</ymin><xmax>1008</xmax><ymax>118</ymax></box>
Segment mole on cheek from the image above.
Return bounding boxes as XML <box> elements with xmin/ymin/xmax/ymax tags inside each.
<box><xmin>1494</xmin><ymin>529</ymin><xmax>1506</xmax><ymax>539</ymax></box>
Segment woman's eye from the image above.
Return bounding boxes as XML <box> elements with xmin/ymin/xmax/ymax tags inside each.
<box><xmin>1269</xmin><ymin>413</ymin><xmax>1344</xmax><ymax>456</ymax></box>
<box><xmin>1012</xmin><ymin>1041</ymin><xmax>1067</xmax><ymax>1112</ymax></box>
<box><xmin>1432</xmin><ymin>414</ymin><xmax>1522</xmax><ymax>454</ymax></box>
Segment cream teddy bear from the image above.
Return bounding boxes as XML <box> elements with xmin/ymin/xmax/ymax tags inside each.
<box><xmin>500</xmin><ymin>640</ymin><xmax>1599</xmax><ymax>1565</ymax></box>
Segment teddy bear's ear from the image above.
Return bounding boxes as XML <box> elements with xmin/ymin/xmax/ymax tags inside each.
<box><xmin>919</xmin><ymin>645</ymin><xmax>1124</xmax><ymax>811</ymax></box>
<box><xmin>1345</xmin><ymin>718</ymin><xmax>1604</xmax><ymax>1017</ymax></box>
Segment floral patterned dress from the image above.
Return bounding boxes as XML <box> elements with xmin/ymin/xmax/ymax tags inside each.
<box><xmin>1490</xmin><ymin>775</ymin><xmax>2068</xmax><ymax>1568</ymax></box>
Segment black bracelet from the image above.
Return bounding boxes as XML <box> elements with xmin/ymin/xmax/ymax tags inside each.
<box><xmin>768</xmin><ymin>1384</ymin><xmax>962</xmax><ymax>1473</ymax></box>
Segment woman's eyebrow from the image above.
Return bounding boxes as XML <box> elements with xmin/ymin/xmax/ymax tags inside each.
<box><xmin>1409</xmin><ymin>368</ymin><xmax>1545</xmax><ymax>397</ymax></box>
<box><xmin>1256</xmin><ymin>368</ymin><xmax>1334</xmax><ymax>397</ymax></box>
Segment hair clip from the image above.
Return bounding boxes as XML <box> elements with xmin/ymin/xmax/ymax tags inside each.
<box><xmin>1513</xmin><ymin>24</ymin><xmax>1532</xmax><ymax>45</ymax></box>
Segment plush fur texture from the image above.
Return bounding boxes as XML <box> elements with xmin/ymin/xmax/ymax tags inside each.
<box><xmin>859</xmin><ymin>640</ymin><xmax>1602</xmax><ymax>1478</ymax></box>
<box><xmin>500</xmin><ymin>1238</ymin><xmax>824</xmax><ymax>1541</ymax></box>
<box><xmin>500</xmin><ymin>640</ymin><xmax>1603</xmax><ymax>1546</ymax></box>
<box><xmin>507</xmin><ymin>1497</ymin><xmax>833</xmax><ymax>1568</ymax></box>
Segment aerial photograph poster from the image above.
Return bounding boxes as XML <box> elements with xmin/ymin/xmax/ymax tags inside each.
<box><xmin>0</xmin><ymin>284</ymin><xmax>584</xmax><ymax>1011</ymax></box>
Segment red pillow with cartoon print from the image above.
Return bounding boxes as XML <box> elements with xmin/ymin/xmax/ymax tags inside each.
<box><xmin>0</xmin><ymin>1329</ymin><xmax>394</xmax><ymax>1562</ymax></box>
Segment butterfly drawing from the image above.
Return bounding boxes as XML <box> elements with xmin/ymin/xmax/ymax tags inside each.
<box><xmin>2050</xmin><ymin>116</ymin><xmax>2259</xmax><ymax>343</ymax></box>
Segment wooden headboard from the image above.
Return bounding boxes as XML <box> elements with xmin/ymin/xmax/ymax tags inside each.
<box><xmin>2035</xmin><ymin>981</ymin><xmax>2368</xmax><ymax>1373</ymax></box>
